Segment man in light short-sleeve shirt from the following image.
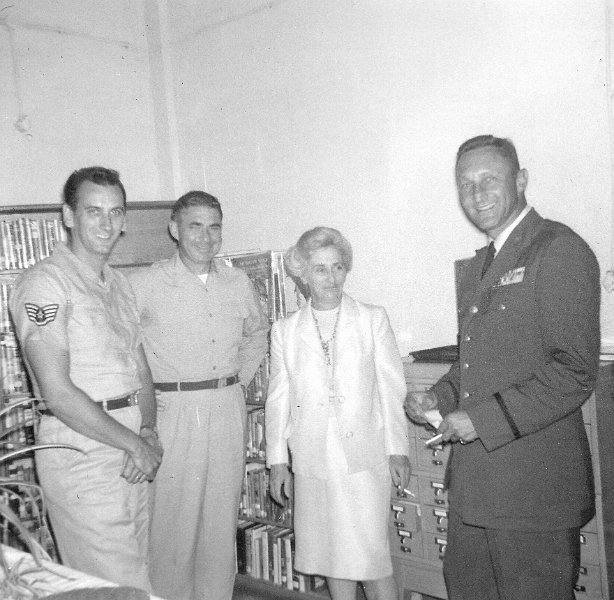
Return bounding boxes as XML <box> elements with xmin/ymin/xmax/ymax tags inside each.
<box><xmin>129</xmin><ymin>191</ymin><xmax>269</xmax><ymax>600</ymax></box>
<box><xmin>9</xmin><ymin>167</ymin><xmax>163</xmax><ymax>591</ymax></box>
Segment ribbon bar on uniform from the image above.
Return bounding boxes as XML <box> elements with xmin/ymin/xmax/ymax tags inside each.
<box><xmin>154</xmin><ymin>375</ymin><xmax>240</xmax><ymax>392</ymax></box>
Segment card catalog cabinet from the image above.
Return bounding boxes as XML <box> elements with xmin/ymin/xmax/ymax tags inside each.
<box><xmin>393</xmin><ymin>360</ymin><xmax>614</xmax><ymax>600</ymax></box>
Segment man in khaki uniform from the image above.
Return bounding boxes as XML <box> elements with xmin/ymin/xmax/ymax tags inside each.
<box><xmin>9</xmin><ymin>167</ymin><xmax>163</xmax><ymax>590</ymax></box>
<box><xmin>129</xmin><ymin>191</ymin><xmax>269</xmax><ymax>600</ymax></box>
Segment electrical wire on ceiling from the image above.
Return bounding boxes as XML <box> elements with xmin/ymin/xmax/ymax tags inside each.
<box><xmin>0</xmin><ymin>5</ymin><xmax>32</xmax><ymax>136</ymax></box>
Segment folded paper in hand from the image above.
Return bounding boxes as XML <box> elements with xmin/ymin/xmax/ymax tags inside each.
<box><xmin>424</xmin><ymin>409</ymin><xmax>443</xmax><ymax>429</ymax></box>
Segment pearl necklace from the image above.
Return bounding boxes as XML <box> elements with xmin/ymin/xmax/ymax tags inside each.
<box><xmin>311</xmin><ymin>306</ymin><xmax>340</xmax><ymax>366</ymax></box>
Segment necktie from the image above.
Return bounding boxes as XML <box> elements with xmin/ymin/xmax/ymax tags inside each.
<box><xmin>481</xmin><ymin>242</ymin><xmax>496</xmax><ymax>279</ymax></box>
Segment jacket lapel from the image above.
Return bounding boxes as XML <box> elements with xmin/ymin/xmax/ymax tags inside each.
<box><xmin>298</xmin><ymin>301</ymin><xmax>327</xmax><ymax>360</ymax></box>
<box><xmin>333</xmin><ymin>294</ymin><xmax>359</xmax><ymax>370</ymax></box>
<box><xmin>483</xmin><ymin>208</ymin><xmax>543</xmax><ymax>288</ymax></box>
<box><xmin>459</xmin><ymin>209</ymin><xmax>543</xmax><ymax>331</ymax></box>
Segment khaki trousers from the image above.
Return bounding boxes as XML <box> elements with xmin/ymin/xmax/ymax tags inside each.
<box><xmin>148</xmin><ymin>384</ymin><xmax>246</xmax><ymax>600</ymax></box>
<box><xmin>35</xmin><ymin>406</ymin><xmax>151</xmax><ymax>591</ymax></box>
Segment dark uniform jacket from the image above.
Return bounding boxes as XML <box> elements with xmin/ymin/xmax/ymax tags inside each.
<box><xmin>432</xmin><ymin>208</ymin><xmax>600</xmax><ymax>531</ymax></box>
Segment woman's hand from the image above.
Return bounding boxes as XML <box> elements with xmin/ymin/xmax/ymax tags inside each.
<box><xmin>389</xmin><ymin>454</ymin><xmax>411</xmax><ymax>493</ymax></box>
<box><xmin>269</xmin><ymin>463</ymin><xmax>293</xmax><ymax>506</ymax></box>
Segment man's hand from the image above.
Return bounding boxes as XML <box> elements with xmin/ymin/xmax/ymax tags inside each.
<box><xmin>121</xmin><ymin>434</ymin><xmax>164</xmax><ymax>484</ymax></box>
<box><xmin>139</xmin><ymin>428</ymin><xmax>164</xmax><ymax>481</ymax></box>
<box><xmin>405</xmin><ymin>390</ymin><xmax>438</xmax><ymax>424</ymax></box>
<box><xmin>389</xmin><ymin>454</ymin><xmax>411</xmax><ymax>493</ymax></box>
<box><xmin>269</xmin><ymin>463</ymin><xmax>293</xmax><ymax>506</ymax></box>
<box><xmin>439</xmin><ymin>410</ymin><xmax>478</xmax><ymax>445</ymax></box>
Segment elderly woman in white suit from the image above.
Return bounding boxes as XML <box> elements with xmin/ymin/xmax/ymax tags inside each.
<box><xmin>266</xmin><ymin>227</ymin><xmax>410</xmax><ymax>600</ymax></box>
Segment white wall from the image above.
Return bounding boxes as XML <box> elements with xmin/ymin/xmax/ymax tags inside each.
<box><xmin>0</xmin><ymin>0</ymin><xmax>160</xmax><ymax>205</ymax></box>
<box><xmin>1</xmin><ymin>0</ymin><xmax>612</xmax><ymax>352</ymax></box>
<box><xmin>168</xmin><ymin>0</ymin><xmax>613</xmax><ymax>352</ymax></box>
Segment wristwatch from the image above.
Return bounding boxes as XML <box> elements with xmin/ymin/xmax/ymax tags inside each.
<box><xmin>140</xmin><ymin>425</ymin><xmax>159</xmax><ymax>437</ymax></box>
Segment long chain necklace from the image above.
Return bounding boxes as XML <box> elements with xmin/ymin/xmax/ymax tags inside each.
<box><xmin>311</xmin><ymin>306</ymin><xmax>340</xmax><ymax>366</ymax></box>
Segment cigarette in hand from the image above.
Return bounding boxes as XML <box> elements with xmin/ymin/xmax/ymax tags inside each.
<box><xmin>425</xmin><ymin>433</ymin><xmax>444</xmax><ymax>446</ymax></box>
<box><xmin>397</xmin><ymin>484</ymin><xmax>416</xmax><ymax>498</ymax></box>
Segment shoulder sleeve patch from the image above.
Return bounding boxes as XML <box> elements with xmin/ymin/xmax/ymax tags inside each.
<box><xmin>24</xmin><ymin>302</ymin><xmax>60</xmax><ymax>326</ymax></box>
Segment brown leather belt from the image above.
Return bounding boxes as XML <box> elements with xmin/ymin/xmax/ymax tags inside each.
<box><xmin>39</xmin><ymin>392</ymin><xmax>138</xmax><ymax>416</ymax></box>
<box><xmin>154</xmin><ymin>374</ymin><xmax>240</xmax><ymax>392</ymax></box>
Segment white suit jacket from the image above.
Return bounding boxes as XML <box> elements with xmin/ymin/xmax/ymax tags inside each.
<box><xmin>265</xmin><ymin>294</ymin><xmax>409</xmax><ymax>478</ymax></box>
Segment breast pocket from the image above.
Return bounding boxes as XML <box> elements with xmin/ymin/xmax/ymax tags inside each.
<box><xmin>68</xmin><ymin>294</ymin><xmax>112</xmax><ymax>347</ymax></box>
<box><xmin>218</xmin><ymin>299</ymin><xmax>249</xmax><ymax>338</ymax></box>
<box><xmin>482</xmin><ymin>281</ymin><xmax>525</xmax><ymax>315</ymax></box>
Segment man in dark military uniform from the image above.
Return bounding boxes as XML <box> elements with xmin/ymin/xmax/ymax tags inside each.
<box><xmin>406</xmin><ymin>135</ymin><xmax>600</xmax><ymax>600</ymax></box>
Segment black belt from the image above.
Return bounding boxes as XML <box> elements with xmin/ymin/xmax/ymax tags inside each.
<box><xmin>39</xmin><ymin>393</ymin><xmax>138</xmax><ymax>416</ymax></box>
<box><xmin>154</xmin><ymin>374</ymin><xmax>240</xmax><ymax>392</ymax></box>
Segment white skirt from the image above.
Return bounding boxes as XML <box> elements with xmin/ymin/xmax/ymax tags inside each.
<box><xmin>293</xmin><ymin>413</ymin><xmax>392</xmax><ymax>580</ymax></box>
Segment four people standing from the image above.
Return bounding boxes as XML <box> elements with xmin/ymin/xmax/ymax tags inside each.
<box><xmin>7</xmin><ymin>137</ymin><xmax>602</xmax><ymax>600</ymax></box>
<box><xmin>406</xmin><ymin>135</ymin><xmax>600</xmax><ymax>600</ymax></box>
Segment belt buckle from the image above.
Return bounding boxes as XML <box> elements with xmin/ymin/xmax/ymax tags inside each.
<box><xmin>130</xmin><ymin>392</ymin><xmax>139</xmax><ymax>406</ymax></box>
<box><xmin>217</xmin><ymin>377</ymin><xmax>225</xmax><ymax>389</ymax></box>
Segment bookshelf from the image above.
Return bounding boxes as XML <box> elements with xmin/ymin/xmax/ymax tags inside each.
<box><xmin>219</xmin><ymin>250</ymin><xmax>330</xmax><ymax>595</ymax></box>
<box><xmin>0</xmin><ymin>201</ymin><xmax>174</xmax><ymax>559</ymax></box>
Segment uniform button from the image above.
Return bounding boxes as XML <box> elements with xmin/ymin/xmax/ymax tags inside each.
<box><xmin>212</xmin><ymin>339</ymin><xmax>216</xmax><ymax>343</ymax></box>
<box><xmin>463</xmin><ymin>392</ymin><xmax>470</xmax><ymax>399</ymax></box>
<box><xmin>212</xmin><ymin>366</ymin><xmax>217</xmax><ymax>370</ymax></box>
<box><xmin>470</xmin><ymin>306</ymin><xmax>478</xmax><ymax>314</ymax></box>
<box><xmin>345</xmin><ymin>432</ymin><xmax>354</xmax><ymax>438</ymax></box>
<box><xmin>464</xmin><ymin>335</ymin><xmax>471</xmax><ymax>342</ymax></box>
<box><xmin>499</xmin><ymin>304</ymin><xmax>506</xmax><ymax>310</ymax></box>
<box><xmin>463</xmin><ymin>363</ymin><xmax>469</xmax><ymax>369</ymax></box>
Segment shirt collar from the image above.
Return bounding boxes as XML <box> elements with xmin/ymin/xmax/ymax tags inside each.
<box><xmin>54</xmin><ymin>242</ymin><xmax>115</xmax><ymax>285</ymax></box>
<box><xmin>491</xmin><ymin>205</ymin><xmax>531</xmax><ymax>253</ymax></box>
<box><xmin>171</xmin><ymin>251</ymin><xmax>220</xmax><ymax>279</ymax></box>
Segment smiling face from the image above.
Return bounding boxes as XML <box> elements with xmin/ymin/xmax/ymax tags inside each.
<box><xmin>169</xmin><ymin>205</ymin><xmax>222</xmax><ymax>274</ymax></box>
<box><xmin>456</xmin><ymin>146</ymin><xmax>528</xmax><ymax>239</ymax></box>
<box><xmin>63</xmin><ymin>180</ymin><xmax>126</xmax><ymax>271</ymax></box>
<box><xmin>303</xmin><ymin>246</ymin><xmax>347</xmax><ymax>310</ymax></box>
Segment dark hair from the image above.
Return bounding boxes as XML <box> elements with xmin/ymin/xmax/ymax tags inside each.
<box><xmin>63</xmin><ymin>167</ymin><xmax>126</xmax><ymax>210</ymax></box>
<box><xmin>456</xmin><ymin>135</ymin><xmax>520</xmax><ymax>172</ymax></box>
<box><xmin>285</xmin><ymin>226</ymin><xmax>353</xmax><ymax>279</ymax></box>
<box><xmin>171</xmin><ymin>191</ymin><xmax>223</xmax><ymax>221</ymax></box>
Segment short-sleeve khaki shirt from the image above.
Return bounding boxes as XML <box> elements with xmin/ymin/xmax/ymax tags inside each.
<box><xmin>9</xmin><ymin>243</ymin><xmax>142</xmax><ymax>401</ymax></box>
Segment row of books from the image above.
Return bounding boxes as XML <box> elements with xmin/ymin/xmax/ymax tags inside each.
<box><xmin>1</xmin><ymin>282</ymin><xmax>31</xmax><ymax>397</ymax></box>
<box><xmin>1</xmin><ymin>332</ymin><xmax>30</xmax><ymax>396</ymax></box>
<box><xmin>221</xmin><ymin>250</ymin><xmax>305</xmax><ymax>324</ymax></box>
<box><xmin>239</xmin><ymin>463</ymin><xmax>293</xmax><ymax>527</ymax></box>
<box><xmin>244</xmin><ymin>357</ymin><xmax>269</xmax><ymax>405</ymax></box>
<box><xmin>246</xmin><ymin>407</ymin><xmax>265</xmax><ymax>460</ymax></box>
<box><xmin>236</xmin><ymin>520</ymin><xmax>327</xmax><ymax>593</ymax></box>
<box><xmin>0</xmin><ymin>217</ymin><xmax>67</xmax><ymax>271</ymax></box>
